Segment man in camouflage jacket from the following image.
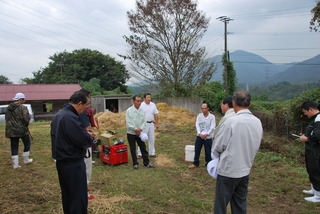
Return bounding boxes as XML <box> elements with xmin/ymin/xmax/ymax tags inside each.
<box><xmin>5</xmin><ymin>92</ymin><xmax>33</xmax><ymax>169</ymax></box>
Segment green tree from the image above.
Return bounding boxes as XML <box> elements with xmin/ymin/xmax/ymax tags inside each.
<box><xmin>80</xmin><ymin>78</ymin><xmax>102</xmax><ymax>96</ymax></box>
<box><xmin>222</xmin><ymin>52</ymin><xmax>237</xmax><ymax>96</ymax></box>
<box><xmin>23</xmin><ymin>49</ymin><xmax>130</xmax><ymax>93</ymax></box>
<box><xmin>197</xmin><ymin>81</ymin><xmax>225</xmax><ymax>112</ymax></box>
<box><xmin>0</xmin><ymin>75</ymin><xmax>13</xmax><ymax>84</ymax></box>
<box><xmin>123</xmin><ymin>0</ymin><xmax>215</xmax><ymax>97</ymax></box>
<box><xmin>310</xmin><ymin>1</ymin><xmax>320</xmax><ymax>32</ymax></box>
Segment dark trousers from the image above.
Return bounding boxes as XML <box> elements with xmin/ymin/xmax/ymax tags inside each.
<box><xmin>305</xmin><ymin>146</ymin><xmax>320</xmax><ymax>191</ymax></box>
<box><xmin>56</xmin><ymin>159</ymin><xmax>88</xmax><ymax>214</ymax></box>
<box><xmin>10</xmin><ymin>135</ymin><xmax>31</xmax><ymax>155</ymax></box>
<box><xmin>127</xmin><ymin>134</ymin><xmax>149</xmax><ymax>166</ymax></box>
<box><xmin>193</xmin><ymin>136</ymin><xmax>212</xmax><ymax>166</ymax></box>
<box><xmin>214</xmin><ymin>175</ymin><xmax>249</xmax><ymax>214</ymax></box>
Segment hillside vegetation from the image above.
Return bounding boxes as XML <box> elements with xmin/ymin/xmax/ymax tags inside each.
<box><xmin>249</xmin><ymin>81</ymin><xmax>320</xmax><ymax>101</ymax></box>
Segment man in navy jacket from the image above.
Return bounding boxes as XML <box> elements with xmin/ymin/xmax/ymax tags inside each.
<box><xmin>299</xmin><ymin>101</ymin><xmax>320</xmax><ymax>203</ymax></box>
<box><xmin>51</xmin><ymin>90</ymin><xmax>94</xmax><ymax>214</ymax></box>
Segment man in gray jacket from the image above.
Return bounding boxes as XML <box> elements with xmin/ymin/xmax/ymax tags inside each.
<box><xmin>213</xmin><ymin>97</ymin><xmax>235</xmax><ymax>138</ymax></box>
<box><xmin>212</xmin><ymin>90</ymin><xmax>263</xmax><ymax>214</ymax></box>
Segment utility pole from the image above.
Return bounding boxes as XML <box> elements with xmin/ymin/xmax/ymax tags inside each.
<box><xmin>217</xmin><ymin>16</ymin><xmax>233</xmax><ymax>91</ymax></box>
<box><xmin>56</xmin><ymin>63</ymin><xmax>64</xmax><ymax>77</ymax></box>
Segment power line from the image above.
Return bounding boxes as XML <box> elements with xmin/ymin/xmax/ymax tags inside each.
<box><xmin>0</xmin><ymin>17</ymin><xmax>81</xmax><ymax>49</ymax></box>
<box><xmin>232</xmin><ymin>6</ymin><xmax>313</xmax><ymax>20</ymax></box>
<box><xmin>230</xmin><ymin>48</ymin><xmax>320</xmax><ymax>51</ymax></box>
<box><xmin>38</xmin><ymin>0</ymin><xmax>123</xmax><ymax>43</ymax></box>
<box><xmin>231</xmin><ymin>61</ymin><xmax>320</xmax><ymax>65</ymax></box>
<box><xmin>0</xmin><ymin>0</ymin><xmax>118</xmax><ymax>47</ymax></box>
<box><xmin>0</xmin><ymin>28</ymin><xmax>63</xmax><ymax>49</ymax></box>
<box><xmin>230</xmin><ymin>52</ymin><xmax>318</xmax><ymax>59</ymax></box>
<box><xmin>221</xmin><ymin>5</ymin><xmax>313</xmax><ymax>20</ymax></box>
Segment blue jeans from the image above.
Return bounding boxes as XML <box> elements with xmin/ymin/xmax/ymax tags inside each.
<box><xmin>10</xmin><ymin>135</ymin><xmax>31</xmax><ymax>156</ymax></box>
<box><xmin>193</xmin><ymin>136</ymin><xmax>212</xmax><ymax>166</ymax></box>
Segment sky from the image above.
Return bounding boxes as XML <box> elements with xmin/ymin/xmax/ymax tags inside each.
<box><xmin>0</xmin><ymin>0</ymin><xmax>318</xmax><ymax>84</ymax></box>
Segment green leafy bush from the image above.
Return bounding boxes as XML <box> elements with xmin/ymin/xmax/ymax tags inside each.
<box><xmin>196</xmin><ymin>81</ymin><xmax>226</xmax><ymax>112</ymax></box>
<box><xmin>290</xmin><ymin>88</ymin><xmax>320</xmax><ymax>126</ymax></box>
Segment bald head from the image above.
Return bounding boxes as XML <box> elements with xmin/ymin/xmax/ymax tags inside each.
<box><xmin>232</xmin><ymin>90</ymin><xmax>251</xmax><ymax>107</ymax></box>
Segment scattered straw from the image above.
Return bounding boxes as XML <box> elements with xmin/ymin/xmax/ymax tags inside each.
<box><xmin>89</xmin><ymin>192</ymin><xmax>142</xmax><ymax>214</ymax></box>
<box><xmin>155</xmin><ymin>154</ymin><xmax>177</xmax><ymax>167</ymax></box>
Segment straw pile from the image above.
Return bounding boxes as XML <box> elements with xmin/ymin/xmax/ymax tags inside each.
<box><xmin>95</xmin><ymin>103</ymin><xmax>197</xmax><ymax>129</ymax></box>
<box><xmin>95</xmin><ymin>111</ymin><xmax>126</xmax><ymax>129</ymax></box>
<box><xmin>156</xmin><ymin>103</ymin><xmax>196</xmax><ymax>128</ymax></box>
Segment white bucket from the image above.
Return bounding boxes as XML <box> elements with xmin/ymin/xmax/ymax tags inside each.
<box><xmin>185</xmin><ymin>145</ymin><xmax>195</xmax><ymax>162</ymax></box>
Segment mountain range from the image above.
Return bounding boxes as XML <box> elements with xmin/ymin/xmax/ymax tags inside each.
<box><xmin>127</xmin><ymin>50</ymin><xmax>320</xmax><ymax>90</ymax></box>
<box><xmin>210</xmin><ymin>50</ymin><xmax>320</xmax><ymax>85</ymax></box>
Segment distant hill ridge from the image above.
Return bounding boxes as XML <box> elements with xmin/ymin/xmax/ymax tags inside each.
<box><xmin>127</xmin><ymin>50</ymin><xmax>320</xmax><ymax>90</ymax></box>
<box><xmin>210</xmin><ymin>50</ymin><xmax>320</xmax><ymax>85</ymax></box>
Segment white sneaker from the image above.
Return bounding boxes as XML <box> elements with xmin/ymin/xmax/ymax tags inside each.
<box><xmin>303</xmin><ymin>189</ymin><xmax>314</xmax><ymax>195</ymax></box>
<box><xmin>303</xmin><ymin>184</ymin><xmax>315</xmax><ymax>195</ymax></box>
<box><xmin>305</xmin><ymin>190</ymin><xmax>320</xmax><ymax>203</ymax></box>
<box><xmin>304</xmin><ymin>195</ymin><xmax>320</xmax><ymax>203</ymax></box>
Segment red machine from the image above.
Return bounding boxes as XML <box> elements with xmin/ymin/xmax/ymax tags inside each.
<box><xmin>100</xmin><ymin>143</ymin><xmax>128</xmax><ymax>166</ymax></box>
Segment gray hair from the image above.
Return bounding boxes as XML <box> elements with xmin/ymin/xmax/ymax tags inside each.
<box><xmin>232</xmin><ymin>90</ymin><xmax>251</xmax><ymax>107</ymax></box>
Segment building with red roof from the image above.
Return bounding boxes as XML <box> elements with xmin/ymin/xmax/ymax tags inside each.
<box><xmin>0</xmin><ymin>84</ymin><xmax>81</xmax><ymax>120</ymax></box>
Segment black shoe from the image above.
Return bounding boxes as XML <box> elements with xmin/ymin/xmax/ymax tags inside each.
<box><xmin>133</xmin><ymin>164</ymin><xmax>139</xmax><ymax>169</ymax></box>
<box><xmin>145</xmin><ymin>163</ymin><xmax>155</xmax><ymax>168</ymax></box>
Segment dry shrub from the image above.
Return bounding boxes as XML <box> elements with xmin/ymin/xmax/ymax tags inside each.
<box><xmin>95</xmin><ymin>103</ymin><xmax>196</xmax><ymax>130</ymax></box>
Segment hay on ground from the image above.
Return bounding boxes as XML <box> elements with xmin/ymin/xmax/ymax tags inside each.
<box><xmin>95</xmin><ymin>103</ymin><xmax>196</xmax><ymax>129</ymax></box>
<box><xmin>155</xmin><ymin>154</ymin><xmax>177</xmax><ymax>167</ymax></box>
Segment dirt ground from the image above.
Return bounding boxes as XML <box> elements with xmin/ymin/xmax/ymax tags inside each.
<box><xmin>1</xmin><ymin>104</ymin><xmax>320</xmax><ymax>213</ymax></box>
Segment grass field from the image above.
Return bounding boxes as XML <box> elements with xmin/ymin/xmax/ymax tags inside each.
<box><xmin>1</xmin><ymin>121</ymin><xmax>320</xmax><ymax>214</ymax></box>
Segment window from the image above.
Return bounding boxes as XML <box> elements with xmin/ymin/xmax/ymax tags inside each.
<box><xmin>43</xmin><ymin>102</ymin><xmax>52</xmax><ymax>112</ymax></box>
<box><xmin>105</xmin><ymin>99</ymin><xmax>118</xmax><ymax>113</ymax></box>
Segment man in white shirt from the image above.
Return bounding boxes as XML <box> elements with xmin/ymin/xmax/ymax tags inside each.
<box><xmin>212</xmin><ymin>90</ymin><xmax>263</xmax><ymax>214</ymax></box>
<box><xmin>189</xmin><ymin>103</ymin><xmax>216</xmax><ymax>168</ymax></box>
<box><xmin>138</xmin><ymin>93</ymin><xmax>159</xmax><ymax>158</ymax></box>
<box><xmin>126</xmin><ymin>95</ymin><xmax>154</xmax><ymax>169</ymax></box>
